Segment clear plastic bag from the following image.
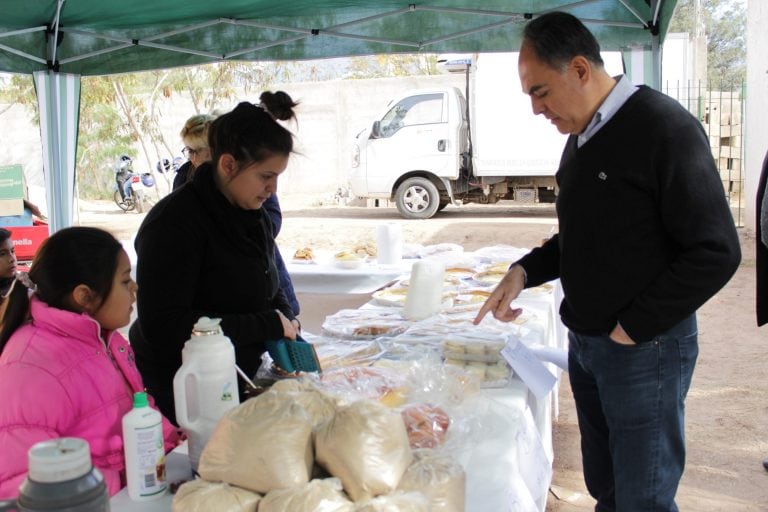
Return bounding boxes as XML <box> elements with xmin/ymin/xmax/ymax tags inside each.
<box><xmin>322</xmin><ymin>309</ymin><xmax>410</xmax><ymax>339</ymax></box>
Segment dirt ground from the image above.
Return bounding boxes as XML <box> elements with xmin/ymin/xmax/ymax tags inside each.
<box><xmin>78</xmin><ymin>195</ymin><xmax>767</xmax><ymax>511</ymax></box>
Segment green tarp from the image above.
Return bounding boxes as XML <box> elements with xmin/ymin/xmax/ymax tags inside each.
<box><xmin>1</xmin><ymin>0</ymin><xmax>678</xmax><ymax>76</ymax></box>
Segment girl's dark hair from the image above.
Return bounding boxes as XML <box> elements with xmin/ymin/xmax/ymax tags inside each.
<box><xmin>523</xmin><ymin>11</ymin><xmax>604</xmax><ymax>71</ymax></box>
<box><xmin>0</xmin><ymin>228</ymin><xmax>11</xmax><ymax>245</ymax></box>
<box><xmin>208</xmin><ymin>91</ymin><xmax>298</xmax><ymax>169</ymax></box>
<box><xmin>0</xmin><ymin>227</ymin><xmax>122</xmax><ymax>354</ymax></box>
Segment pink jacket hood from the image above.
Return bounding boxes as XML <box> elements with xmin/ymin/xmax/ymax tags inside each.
<box><xmin>0</xmin><ymin>297</ymin><xmax>179</xmax><ymax>499</ymax></box>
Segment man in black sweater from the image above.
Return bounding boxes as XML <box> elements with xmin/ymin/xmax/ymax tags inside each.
<box><xmin>475</xmin><ymin>12</ymin><xmax>741</xmax><ymax>511</ymax></box>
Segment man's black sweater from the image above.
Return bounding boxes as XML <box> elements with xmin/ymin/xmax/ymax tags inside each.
<box><xmin>518</xmin><ymin>86</ymin><xmax>741</xmax><ymax>342</ymax></box>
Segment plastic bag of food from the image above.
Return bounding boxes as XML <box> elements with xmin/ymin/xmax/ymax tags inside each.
<box><xmin>443</xmin><ymin>359</ymin><xmax>513</xmax><ymax>389</ymax></box>
<box><xmin>313</xmin><ymin>339</ymin><xmax>387</xmax><ymax>369</ymax></box>
<box><xmin>317</xmin><ymin>366</ymin><xmax>410</xmax><ymax>407</ymax></box>
<box><xmin>171</xmin><ymin>479</ymin><xmax>261</xmax><ymax>512</ymax></box>
<box><xmin>441</xmin><ymin>333</ymin><xmax>507</xmax><ymax>363</ymax></box>
<box><xmin>399</xmin><ymin>404</ymin><xmax>451</xmax><ymax>449</ymax></box>
<box><xmin>321</xmin><ymin>309</ymin><xmax>410</xmax><ymax>339</ymax></box>
<box><xmin>259</xmin><ymin>477</ymin><xmax>354</xmax><ymax>512</ymax></box>
<box><xmin>267</xmin><ymin>378</ymin><xmax>339</xmax><ymax>428</ymax></box>
<box><xmin>353</xmin><ymin>491</ymin><xmax>431</xmax><ymax>511</ymax></box>
<box><xmin>198</xmin><ymin>391</ymin><xmax>313</xmax><ymax>494</ymax></box>
<box><xmin>315</xmin><ymin>400</ymin><xmax>413</xmax><ymax>502</ymax></box>
<box><xmin>398</xmin><ymin>449</ymin><xmax>466</xmax><ymax>512</ymax></box>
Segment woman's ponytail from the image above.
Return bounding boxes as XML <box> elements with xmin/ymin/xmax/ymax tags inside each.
<box><xmin>0</xmin><ymin>277</ymin><xmax>32</xmax><ymax>354</ymax></box>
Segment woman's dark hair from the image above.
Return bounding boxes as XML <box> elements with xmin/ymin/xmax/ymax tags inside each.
<box><xmin>208</xmin><ymin>91</ymin><xmax>298</xmax><ymax>169</ymax></box>
<box><xmin>0</xmin><ymin>228</ymin><xmax>11</xmax><ymax>246</ymax></box>
<box><xmin>0</xmin><ymin>227</ymin><xmax>122</xmax><ymax>353</ymax></box>
<box><xmin>523</xmin><ymin>11</ymin><xmax>604</xmax><ymax>71</ymax></box>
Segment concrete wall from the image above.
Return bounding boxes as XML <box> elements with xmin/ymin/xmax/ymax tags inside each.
<box><xmin>0</xmin><ymin>74</ymin><xmax>464</xmax><ymax>210</ymax></box>
<box><xmin>745</xmin><ymin>0</ymin><xmax>767</xmax><ymax>233</ymax></box>
<box><xmin>0</xmin><ymin>102</ymin><xmax>46</xmax><ymax>206</ymax></box>
<box><xmin>266</xmin><ymin>74</ymin><xmax>464</xmax><ymax>194</ymax></box>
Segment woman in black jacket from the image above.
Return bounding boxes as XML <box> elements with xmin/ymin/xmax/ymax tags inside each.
<box><xmin>130</xmin><ymin>93</ymin><xmax>300</xmax><ymax>424</ymax></box>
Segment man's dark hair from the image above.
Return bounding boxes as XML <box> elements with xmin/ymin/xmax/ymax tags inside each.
<box><xmin>523</xmin><ymin>12</ymin><xmax>604</xmax><ymax>70</ymax></box>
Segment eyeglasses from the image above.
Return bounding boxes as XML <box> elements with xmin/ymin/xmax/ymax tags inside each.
<box><xmin>182</xmin><ymin>146</ymin><xmax>208</xmax><ymax>158</ymax></box>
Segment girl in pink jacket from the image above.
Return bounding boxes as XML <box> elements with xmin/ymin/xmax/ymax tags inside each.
<box><xmin>0</xmin><ymin>227</ymin><xmax>179</xmax><ymax>498</ymax></box>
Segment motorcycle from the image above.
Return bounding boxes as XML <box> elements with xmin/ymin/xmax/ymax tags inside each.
<box><xmin>113</xmin><ymin>155</ymin><xmax>155</xmax><ymax>213</ymax></box>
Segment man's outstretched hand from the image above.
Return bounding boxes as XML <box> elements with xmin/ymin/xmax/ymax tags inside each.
<box><xmin>473</xmin><ymin>265</ymin><xmax>526</xmax><ymax>325</ymax></box>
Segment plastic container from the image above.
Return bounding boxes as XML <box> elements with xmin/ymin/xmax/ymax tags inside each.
<box><xmin>0</xmin><ymin>437</ymin><xmax>109</xmax><ymax>512</ymax></box>
<box><xmin>122</xmin><ymin>391</ymin><xmax>167</xmax><ymax>501</ymax></box>
<box><xmin>404</xmin><ymin>260</ymin><xmax>445</xmax><ymax>320</ymax></box>
<box><xmin>173</xmin><ymin>317</ymin><xmax>240</xmax><ymax>471</ymax></box>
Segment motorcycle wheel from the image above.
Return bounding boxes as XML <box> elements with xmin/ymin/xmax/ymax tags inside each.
<box><xmin>134</xmin><ymin>190</ymin><xmax>145</xmax><ymax>214</ymax></box>
<box><xmin>114</xmin><ymin>190</ymin><xmax>134</xmax><ymax>212</ymax></box>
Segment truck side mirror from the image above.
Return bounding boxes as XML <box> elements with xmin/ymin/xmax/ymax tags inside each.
<box><xmin>371</xmin><ymin>121</ymin><xmax>382</xmax><ymax>139</ymax></box>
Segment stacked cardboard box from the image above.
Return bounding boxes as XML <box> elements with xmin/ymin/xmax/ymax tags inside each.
<box><xmin>0</xmin><ymin>164</ymin><xmax>26</xmax><ymax>219</ymax></box>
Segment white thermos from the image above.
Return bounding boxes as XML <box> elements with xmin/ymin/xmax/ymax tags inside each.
<box><xmin>173</xmin><ymin>317</ymin><xmax>239</xmax><ymax>471</ymax></box>
<box><xmin>404</xmin><ymin>260</ymin><xmax>445</xmax><ymax>320</ymax></box>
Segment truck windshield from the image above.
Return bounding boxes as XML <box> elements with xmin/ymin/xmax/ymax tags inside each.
<box><xmin>379</xmin><ymin>93</ymin><xmax>444</xmax><ymax>137</ymax></box>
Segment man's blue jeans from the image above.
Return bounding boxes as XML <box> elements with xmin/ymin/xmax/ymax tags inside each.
<box><xmin>568</xmin><ymin>314</ymin><xmax>698</xmax><ymax>512</ymax></box>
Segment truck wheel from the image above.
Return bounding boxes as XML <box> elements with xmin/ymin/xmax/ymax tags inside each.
<box><xmin>395</xmin><ymin>177</ymin><xmax>440</xmax><ymax>219</ymax></box>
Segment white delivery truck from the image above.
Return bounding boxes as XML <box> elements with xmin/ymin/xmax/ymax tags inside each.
<box><xmin>350</xmin><ymin>52</ymin><xmax>621</xmax><ymax>219</ymax></box>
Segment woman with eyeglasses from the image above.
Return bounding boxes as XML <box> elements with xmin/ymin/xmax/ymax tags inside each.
<box><xmin>129</xmin><ymin>92</ymin><xmax>301</xmax><ymax>424</ymax></box>
<box><xmin>173</xmin><ymin>113</ymin><xmax>217</xmax><ymax>191</ymax></box>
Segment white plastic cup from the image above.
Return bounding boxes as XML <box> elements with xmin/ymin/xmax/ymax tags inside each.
<box><xmin>376</xmin><ymin>223</ymin><xmax>403</xmax><ymax>266</ymax></box>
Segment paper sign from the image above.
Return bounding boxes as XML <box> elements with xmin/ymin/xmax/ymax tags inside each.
<box><xmin>501</xmin><ymin>337</ymin><xmax>557</xmax><ymax>400</ymax></box>
<box><xmin>527</xmin><ymin>343</ymin><xmax>569</xmax><ymax>371</ymax></box>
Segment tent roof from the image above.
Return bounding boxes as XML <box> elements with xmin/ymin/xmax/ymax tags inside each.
<box><xmin>1</xmin><ymin>0</ymin><xmax>678</xmax><ymax>76</ymax></box>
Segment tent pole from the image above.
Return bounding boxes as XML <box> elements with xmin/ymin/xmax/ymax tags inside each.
<box><xmin>650</xmin><ymin>0</ymin><xmax>662</xmax><ymax>90</ymax></box>
<box><xmin>34</xmin><ymin>70</ymin><xmax>81</xmax><ymax>233</ymax></box>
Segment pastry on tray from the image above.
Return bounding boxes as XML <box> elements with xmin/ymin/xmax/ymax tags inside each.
<box><xmin>472</xmin><ymin>270</ymin><xmax>507</xmax><ymax>287</ymax></box>
<box><xmin>333</xmin><ymin>250</ymin><xmax>365</xmax><ymax>269</ymax></box>
<box><xmin>292</xmin><ymin>247</ymin><xmax>315</xmax><ymax>263</ymax></box>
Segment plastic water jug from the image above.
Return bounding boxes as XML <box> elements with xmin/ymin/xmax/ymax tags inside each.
<box><xmin>0</xmin><ymin>437</ymin><xmax>109</xmax><ymax>512</ymax></box>
<box><xmin>173</xmin><ymin>317</ymin><xmax>240</xmax><ymax>471</ymax></box>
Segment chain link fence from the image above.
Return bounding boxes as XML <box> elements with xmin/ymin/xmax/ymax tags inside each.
<box><xmin>663</xmin><ymin>80</ymin><xmax>746</xmax><ymax>227</ymax></box>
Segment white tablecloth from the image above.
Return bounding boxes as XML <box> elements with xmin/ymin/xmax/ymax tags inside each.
<box><xmin>286</xmin><ymin>260</ymin><xmax>408</xmax><ymax>294</ymax></box>
<box><xmin>113</xmin><ymin>246</ymin><xmax>566</xmax><ymax>511</ymax></box>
